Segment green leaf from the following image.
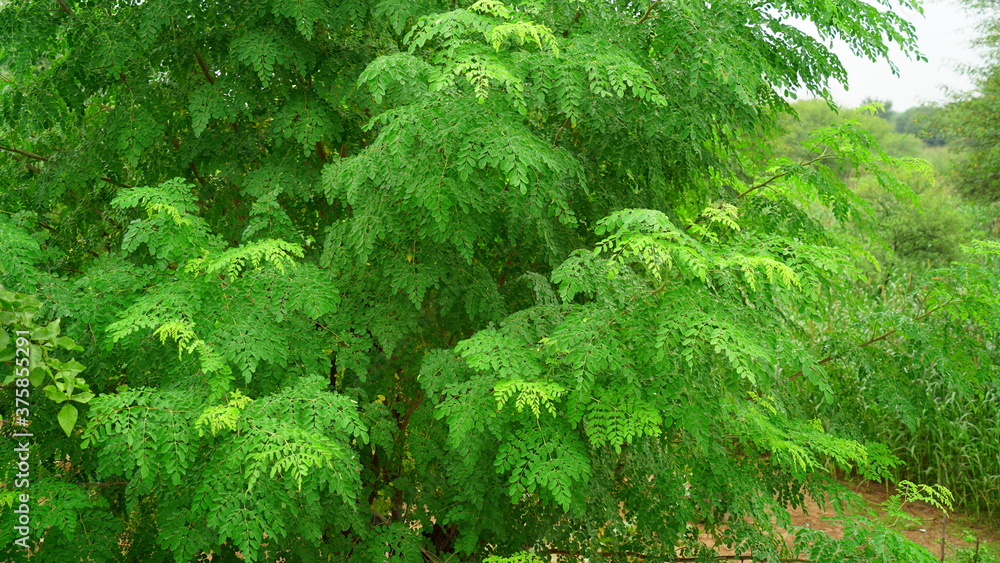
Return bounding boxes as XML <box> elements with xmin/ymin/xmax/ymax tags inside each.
<box><xmin>43</xmin><ymin>384</ymin><xmax>70</xmax><ymax>403</ymax></box>
<box><xmin>58</xmin><ymin>404</ymin><xmax>79</xmax><ymax>437</ymax></box>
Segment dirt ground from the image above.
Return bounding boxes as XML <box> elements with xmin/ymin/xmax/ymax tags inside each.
<box><xmin>700</xmin><ymin>480</ymin><xmax>999</xmax><ymax>560</ymax></box>
<box><xmin>791</xmin><ymin>480</ymin><xmax>998</xmax><ymax>559</ymax></box>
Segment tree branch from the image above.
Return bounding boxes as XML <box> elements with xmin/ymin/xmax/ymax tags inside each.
<box><xmin>634</xmin><ymin>0</ymin><xmax>662</xmax><ymax>24</ymax></box>
<box><xmin>737</xmin><ymin>150</ymin><xmax>830</xmax><ymax>200</ymax></box>
<box><xmin>1</xmin><ymin>144</ymin><xmax>132</xmax><ymax>191</ymax></box>
<box><xmin>554</xmin><ymin>116</ymin><xmax>572</xmax><ymax>147</ymax></box>
<box><xmin>194</xmin><ymin>51</ymin><xmax>216</xmax><ymax>85</ymax></box>
<box><xmin>55</xmin><ymin>0</ymin><xmax>72</xmax><ymax>15</ymax></box>
<box><xmin>788</xmin><ymin>300</ymin><xmax>957</xmax><ymax>382</ymax></box>
<box><xmin>0</xmin><ymin>145</ymin><xmax>49</xmax><ymax>162</ymax></box>
<box><xmin>100</xmin><ymin>177</ymin><xmax>132</xmax><ymax>189</ymax></box>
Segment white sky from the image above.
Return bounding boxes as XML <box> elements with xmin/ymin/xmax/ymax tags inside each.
<box><xmin>797</xmin><ymin>0</ymin><xmax>989</xmax><ymax>110</ymax></box>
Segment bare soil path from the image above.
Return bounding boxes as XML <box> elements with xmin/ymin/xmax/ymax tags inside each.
<box><xmin>698</xmin><ymin>480</ymin><xmax>998</xmax><ymax>561</ymax></box>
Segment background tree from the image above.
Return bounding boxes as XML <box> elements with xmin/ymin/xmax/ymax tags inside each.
<box><xmin>895</xmin><ymin>104</ymin><xmax>946</xmax><ymax>146</ymax></box>
<box><xmin>0</xmin><ymin>0</ymin><xmax>994</xmax><ymax>562</ymax></box>
<box><xmin>941</xmin><ymin>0</ymin><xmax>1000</xmax><ymax>199</ymax></box>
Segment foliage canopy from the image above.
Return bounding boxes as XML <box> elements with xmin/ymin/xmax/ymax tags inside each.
<box><xmin>0</xmin><ymin>0</ymin><xmax>996</xmax><ymax>562</ymax></box>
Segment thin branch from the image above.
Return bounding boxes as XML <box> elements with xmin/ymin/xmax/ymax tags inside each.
<box><xmin>553</xmin><ymin>116</ymin><xmax>572</xmax><ymax>147</ymax></box>
<box><xmin>55</xmin><ymin>265</ymin><xmax>84</xmax><ymax>275</ymax></box>
<box><xmin>81</xmin><ymin>481</ymin><xmax>128</xmax><ymax>487</ymax></box>
<box><xmin>55</xmin><ymin>0</ymin><xmax>72</xmax><ymax>15</ymax></box>
<box><xmin>100</xmin><ymin>177</ymin><xmax>132</xmax><ymax>189</ymax></box>
<box><xmin>194</xmin><ymin>51</ymin><xmax>216</xmax><ymax>85</ymax></box>
<box><xmin>737</xmin><ymin>150</ymin><xmax>829</xmax><ymax>200</ymax></box>
<box><xmin>0</xmin><ymin>145</ymin><xmax>49</xmax><ymax>162</ymax></box>
<box><xmin>788</xmin><ymin>300</ymin><xmax>957</xmax><ymax>382</ymax></box>
<box><xmin>84</xmin><ymin>104</ymin><xmax>113</xmax><ymax>120</ymax></box>
<box><xmin>634</xmin><ymin>0</ymin><xmax>662</xmax><ymax>24</ymax></box>
<box><xmin>0</xmin><ymin>144</ymin><xmax>132</xmax><ymax>191</ymax></box>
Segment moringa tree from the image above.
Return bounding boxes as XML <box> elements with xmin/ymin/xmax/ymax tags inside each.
<box><xmin>0</xmin><ymin>0</ymin><xmax>990</xmax><ymax>561</ymax></box>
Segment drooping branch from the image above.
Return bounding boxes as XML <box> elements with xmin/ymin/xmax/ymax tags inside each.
<box><xmin>788</xmin><ymin>299</ymin><xmax>958</xmax><ymax>382</ymax></box>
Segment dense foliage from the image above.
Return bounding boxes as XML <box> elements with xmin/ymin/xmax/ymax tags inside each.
<box><xmin>0</xmin><ymin>0</ymin><xmax>996</xmax><ymax>562</ymax></box>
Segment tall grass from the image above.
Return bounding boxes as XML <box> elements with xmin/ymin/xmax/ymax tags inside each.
<box><xmin>811</xmin><ymin>267</ymin><xmax>1000</xmax><ymax>522</ymax></box>
<box><xmin>876</xmin><ymin>378</ymin><xmax>1000</xmax><ymax>521</ymax></box>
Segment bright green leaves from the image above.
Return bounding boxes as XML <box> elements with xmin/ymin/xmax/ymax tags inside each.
<box><xmin>362</xmin><ymin>523</ymin><xmax>425</xmax><ymax>563</ymax></box>
<box><xmin>585</xmin><ymin>387</ymin><xmax>662</xmax><ymax>452</ymax></box>
<box><xmin>57</xmin><ymin>404</ymin><xmax>79</xmax><ymax>438</ymax></box>
<box><xmin>268</xmin><ymin>0</ymin><xmax>332</xmax><ymax>40</ymax></box>
<box><xmin>186</xmin><ymin>239</ymin><xmax>305</xmax><ymax>279</ymax></box>
<box><xmin>83</xmin><ymin>377</ymin><xmax>366</xmax><ymax>561</ymax></box>
<box><xmin>108</xmin><ymin>177</ymin><xmax>339</xmax><ymax>391</ymax></box>
<box><xmin>189</xmin><ymin>80</ymin><xmax>252</xmax><ymax>137</ymax></box>
<box><xmin>594</xmin><ymin>208</ymin><xmax>804</xmax><ymax>295</ymax></box>
<box><xmin>195</xmin><ymin>389</ymin><xmax>253</xmax><ymax>436</ymax></box>
<box><xmin>400</xmin><ymin>1</ymin><xmax>665</xmax><ymax>116</ymax></box>
<box><xmin>595</xmin><ymin>209</ymin><xmax>711</xmax><ymax>284</ymax></box>
<box><xmin>322</xmin><ymin>94</ymin><xmax>584</xmax><ymax>319</ymax></box>
<box><xmin>573</xmin><ymin>38</ymin><xmax>667</xmax><ymax>106</ymax></box>
<box><xmin>0</xmin><ymin>293</ymin><xmax>92</xmax><ymax>436</ymax></box>
<box><xmin>493</xmin><ymin>378</ymin><xmax>565</xmax><ymax>418</ymax></box>
<box><xmin>423</xmin><ymin>114</ymin><xmax>925</xmax><ymax>523</ymax></box>
<box><xmin>487</xmin><ymin>21</ymin><xmax>559</xmax><ymax>54</ymax></box>
<box><xmin>107</xmin><ymin>262</ymin><xmax>339</xmax><ymax>388</ymax></box>
<box><xmin>247</xmin><ymin>428</ymin><xmax>346</xmax><ymax>492</ymax></box>
<box><xmin>112</xmin><ymin>178</ymin><xmax>221</xmax><ymax>263</ymax></box>
<box><xmin>406</xmin><ymin>8</ymin><xmax>494</xmax><ymax>52</ymax></box>
<box><xmin>0</xmin><ymin>0</ymin><xmax>958</xmax><ymax>560</ymax></box>
<box><xmin>494</xmin><ymin>420</ymin><xmax>590</xmax><ymax>509</ymax></box>
<box><xmin>0</xmin><ymin>213</ymin><xmax>47</xmax><ymax>287</ymax></box>
<box><xmin>457</xmin><ymin>326</ymin><xmax>545</xmax><ymax>381</ymax></box>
